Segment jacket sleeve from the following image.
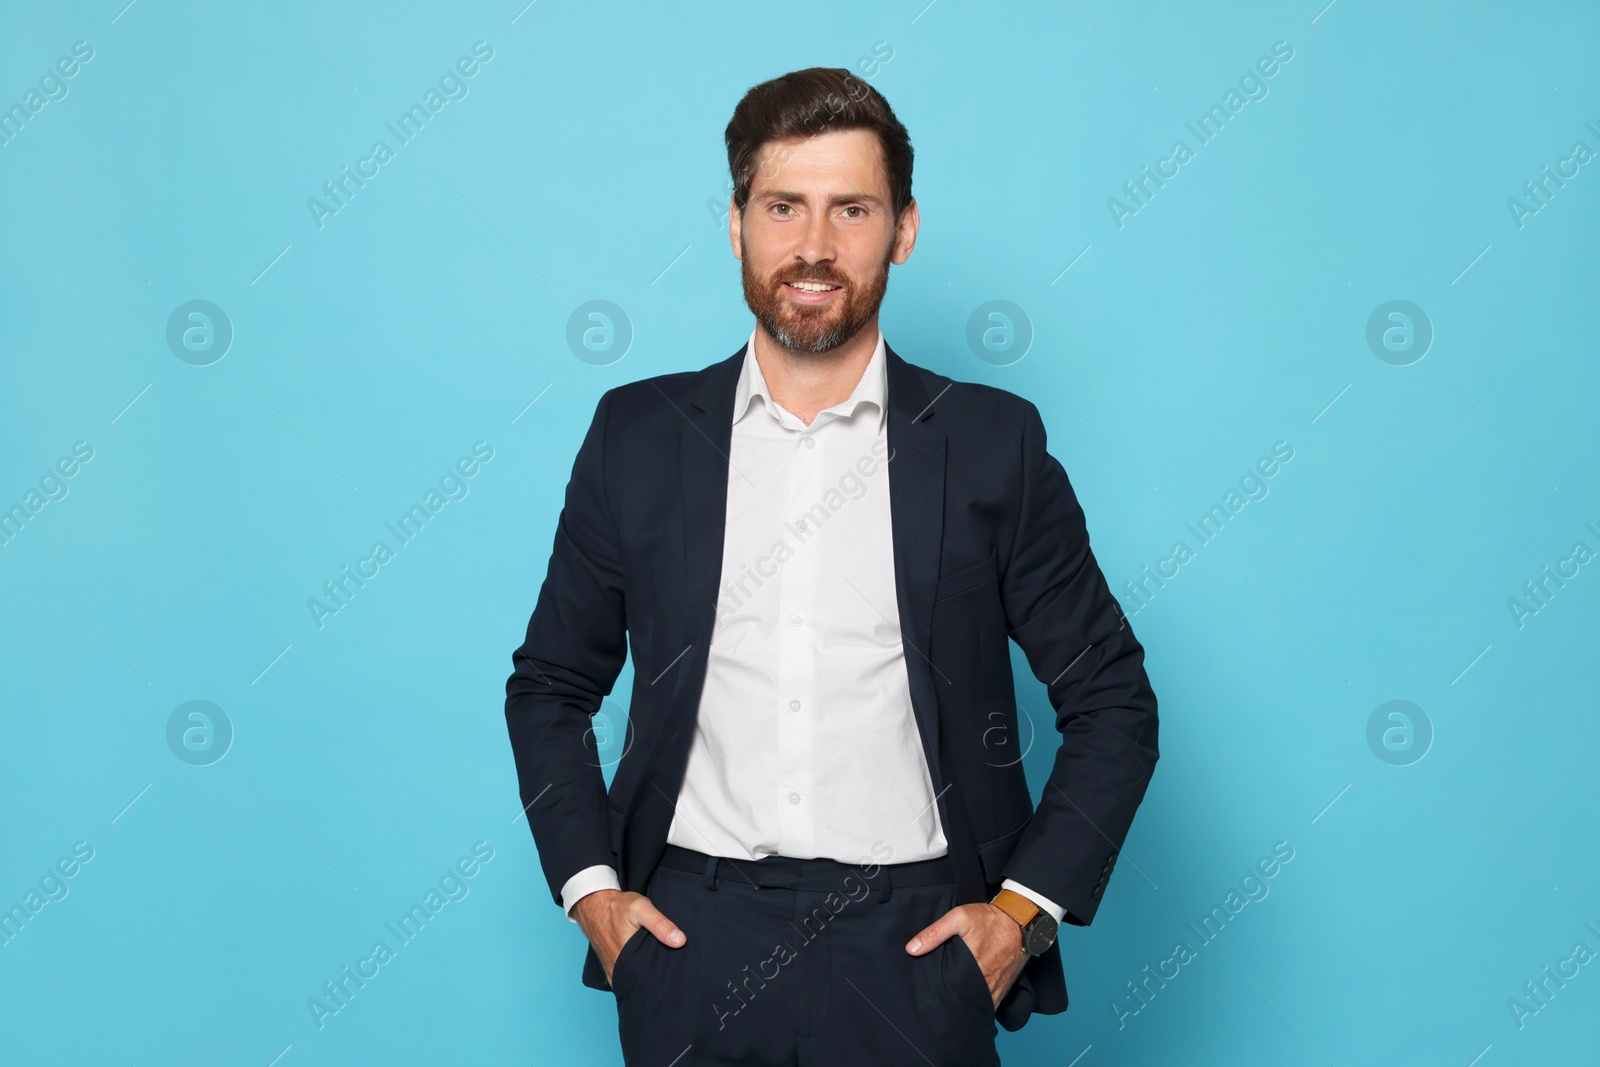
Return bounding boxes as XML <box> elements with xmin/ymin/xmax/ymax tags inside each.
<box><xmin>998</xmin><ymin>400</ymin><xmax>1159</xmax><ymax>926</ymax></box>
<box><xmin>505</xmin><ymin>390</ymin><xmax>629</xmax><ymax>908</ymax></box>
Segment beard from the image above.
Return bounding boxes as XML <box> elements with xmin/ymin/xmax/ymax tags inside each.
<box><xmin>740</xmin><ymin>238</ymin><xmax>892</xmax><ymax>355</ymax></box>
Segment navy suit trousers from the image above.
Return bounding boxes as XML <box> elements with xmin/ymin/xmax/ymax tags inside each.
<box><xmin>610</xmin><ymin>848</ymin><xmax>1002</xmax><ymax>1066</ymax></box>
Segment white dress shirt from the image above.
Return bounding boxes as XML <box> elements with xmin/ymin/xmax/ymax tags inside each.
<box><xmin>560</xmin><ymin>330</ymin><xmax>1065</xmax><ymax>925</ymax></box>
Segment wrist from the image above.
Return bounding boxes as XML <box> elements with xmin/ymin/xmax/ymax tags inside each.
<box><xmin>986</xmin><ymin>902</ymin><xmax>1026</xmax><ymax>952</ymax></box>
<box><xmin>989</xmin><ymin>888</ymin><xmax>1058</xmax><ymax>956</ymax></box>
<box><xmin>571</xmin><ymin>887</ymin><xmax>620</xmax><ymax>930</ymax></box>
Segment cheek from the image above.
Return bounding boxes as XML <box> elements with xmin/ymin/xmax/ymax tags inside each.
<box><xmin>744</xmin><ymin>225</ymin><xmax>799</xmax><ymax>272</ymax></box>
<box><xmin>842</xmin><ymin>232</ymin><xmax>896</xmax><ymax>278</ymax></box>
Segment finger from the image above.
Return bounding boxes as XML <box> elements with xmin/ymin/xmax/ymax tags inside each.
<box><xmin>905</xmin><ymin>909</ymin><xmax>961</xmax><ymax>954</ymax></box>
<box><xmin>630</xmin><ymin>896</ymin><xmax>687</xmax><ymax>947</ymax></box>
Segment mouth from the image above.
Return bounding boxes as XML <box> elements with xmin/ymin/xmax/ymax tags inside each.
<box><xmin>782</xmin><ymin>279</ymin><xmax>843</xmax><ymax>303</ymax></box>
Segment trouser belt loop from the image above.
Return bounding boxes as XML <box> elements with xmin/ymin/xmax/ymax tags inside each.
<box><xmin>702</xmin><ymin>854</ymin><xmax>720</xmax><ymax>891</ymax></box>
<box><xmin>875</xmin><ymin>863</ymin><xmax>892</xmax><ymax>904</ymax></box>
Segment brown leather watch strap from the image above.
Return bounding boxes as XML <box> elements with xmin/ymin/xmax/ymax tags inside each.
<box><xmin>989</xmin><ymin>888</ymin><xmax>1040</xmax><ymax>929</ymax></box>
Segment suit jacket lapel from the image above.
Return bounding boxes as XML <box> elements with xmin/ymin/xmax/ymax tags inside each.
<box><xmin>884</xmin><ymin>344</ymin><xmax>949</xmax><ymax>790</ymax></box>
<box><xmin>627</xmin><ymin>343</ymin><xmax>744</xmax><ymax>849</ymax></box>
<box><xmin>679</xmin><ymin>344</ymin><xmax>745</xmax><ymax>652</ymax></box>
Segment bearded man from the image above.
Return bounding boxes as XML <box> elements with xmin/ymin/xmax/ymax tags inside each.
<box><xmin>505</xmin><ymin>66</ymin><xmax>1159</xmax><ymax>1067</ymax></box>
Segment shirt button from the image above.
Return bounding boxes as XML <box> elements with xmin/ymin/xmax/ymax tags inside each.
<box><xmin>789</xmin><ymin>699</ymin><xmax>801</xmax><ymax>712</ymax></box>
<box><xmin>788</xmin><ymin>792</ymin><xmax>801</xmax><ymax>805</ymax></box>
<box><xmin>790</xmin><ymin>614</ymin><xmax>803</xmax><ymax>626</ymax></box>
<box><xmin>802</xmin><ymin>437</ymin><xmax>816</xmax><ymax>449</ymax></box>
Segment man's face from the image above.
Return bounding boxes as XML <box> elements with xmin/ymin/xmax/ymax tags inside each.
<box><xmin>731</xmin><ymin>128</ymin><xmax>918</xmax><ymax>354</ymax></box>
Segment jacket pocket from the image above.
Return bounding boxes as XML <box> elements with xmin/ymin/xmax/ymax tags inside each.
<box><xmin>934</xmin><ymin>549</ymin><xmax>997</xmax><ymax>600</ymax></box>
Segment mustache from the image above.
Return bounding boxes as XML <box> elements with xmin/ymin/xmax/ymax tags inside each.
<box><xmin>771</xmin><ymin>264</ymin><xmax>848</xmax><ymax>288</ymax></box>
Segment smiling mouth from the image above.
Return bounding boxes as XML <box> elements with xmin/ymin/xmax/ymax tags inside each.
<box><xmin>784</xmin><ymin>280</ymin><xmax>842</xmax><ymax>293</ymax></box>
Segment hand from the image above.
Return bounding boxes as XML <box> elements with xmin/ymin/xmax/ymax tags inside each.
<box><xmin>572</xmin><ymin>888</ymin><xmax>687</xmax><ymax>987</ymax></box>
<box><xmin>905</xmin><ymin>903</ymin><xmax>1029</xmax><ymax>1009</ymax></box>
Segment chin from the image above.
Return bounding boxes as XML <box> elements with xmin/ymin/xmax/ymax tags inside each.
<box><xmin>769</xmin><ymin>322</ymin><xmax>854</xmax><ymax>354</ymax></box>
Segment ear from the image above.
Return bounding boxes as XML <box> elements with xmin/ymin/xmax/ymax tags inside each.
<box><xmin>889</xmin><ymin>197</ymin><xmax>919</xmax><ymax>265</ymax></box>
<box><xmin>728</xmin><ymin>195</ymin><xmax>743</xmax><ymax>260</ymax></box>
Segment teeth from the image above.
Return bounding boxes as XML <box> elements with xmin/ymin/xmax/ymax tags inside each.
<box><xmin>789</xmin><ymin>281</ymin><xmax>838</xmax><ymax>292</ymax></box>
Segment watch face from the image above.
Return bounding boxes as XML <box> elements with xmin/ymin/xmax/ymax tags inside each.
<box><xmin>1024</xmin><ymin>915</ymin><xmax>1058</xmax><ymax>956</ymax></box>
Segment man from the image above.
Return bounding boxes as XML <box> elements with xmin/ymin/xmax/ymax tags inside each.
<box><xmin>505</xmin><ymin>67</ymin><xmax>1159</xmax><ymax>1065</ymax></box>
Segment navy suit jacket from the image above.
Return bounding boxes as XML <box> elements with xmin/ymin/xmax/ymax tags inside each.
<box><xmin>505</xmin><ymin>341</ymin><xmax>1159</xmax><ymax>1031</ymax></box>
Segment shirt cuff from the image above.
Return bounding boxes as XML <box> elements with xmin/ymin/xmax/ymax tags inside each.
<box><xmin>559</xmin><ymin>864</ymin><xmax>621</xmax><ymax>921</ymax></box>
<box><xmin>1001</xmin><ymin>878</ymin><xmax>1067</xmax><ymax>924</ymax></box>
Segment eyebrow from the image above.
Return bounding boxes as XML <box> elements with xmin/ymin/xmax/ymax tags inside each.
<box><xmin>758</xmin><ymin>189</ymin><xmax>887</xmax><ymax>210</ymax></box>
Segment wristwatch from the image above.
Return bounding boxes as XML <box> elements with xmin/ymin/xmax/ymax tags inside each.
<box><xmin>989</xmin><ymin>888</ymin><xmax>1058</xmax><ymax>956</ymax></box>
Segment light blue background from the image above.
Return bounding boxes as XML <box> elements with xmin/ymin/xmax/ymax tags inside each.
<box><xmin>3</xmin><ymin>1</ymin><xmax>1596</xmax><ymax>1064</ymax></box>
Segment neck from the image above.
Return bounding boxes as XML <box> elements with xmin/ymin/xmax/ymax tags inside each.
<box><xmin>751</xmin><ymin>316</ymin><xmax>880</xmax><ymax>426</ymax></box>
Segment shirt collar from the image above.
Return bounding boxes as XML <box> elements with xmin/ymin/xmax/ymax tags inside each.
<box><xmin>732</xmin><ymin>328</ymin><xmax>888</xmax><ymax>432</ymax></box>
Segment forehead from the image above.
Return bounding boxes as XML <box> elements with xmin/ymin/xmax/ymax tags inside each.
<box><xmin>748</xmin><ymin>128</ymin><xmax>889</xmax><ymax>197</ymax></box>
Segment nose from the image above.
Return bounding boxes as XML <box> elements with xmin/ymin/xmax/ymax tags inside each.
<box><xmin>794</xmin><ymin>209</ymin><xmax>837</xmax><ymax>269</ymax></box>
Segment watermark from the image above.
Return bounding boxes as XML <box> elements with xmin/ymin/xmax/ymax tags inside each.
<box><xmin>712</xmin><ymin>68</ymin><xmax>884</xmax><ymax>228</ymax></box>
<box><xmin>1111</xmin><ymin>840</ymin><xmax>1295</xmax><ymax>1028</ymax></box>
<box><xmin>306</xmin><ymin>42</ymin><xmax>495</xmax><ymax>230</ymax></box>
<box><xmin>0</xmin><ymin>41</ymin><xmax>94</xmax><ymax>149</ymax></box>
<box><xmin>706</xmin><ymin>48</ymin><xmax>897</xmax><ymax>231</ymax></box>
<box><xmin>705</xmin><ymin>174</ymin><xmax>735</xmax><ymax>231</ymax></box>
<box><xmin>1107</xmin><ymin>41</ymin><xmax>1294</xmax><ymax>229</ymax></box>
<box><xmin>0</xmin><ymin>841</ymin><xmax>95</xmax><ymax>947</ymax></box>
<box><xmin>585</xmin><ymin>697</ymin><xmax>634</xmax><ymax>769</ymax></box>
<box><xmin>0</xmin><ymin>440</ymin><xmax>95</xmax><ymax>549</ymax></box>
<box><xmin>1365</xmin><ymin>700</ymin><xmax>1432</xmax><ymax>767</ymax></box>
<box><xmin>166</xmin><ymin>300</ymin><xmax>234</xmax><ymax>365</ymax></box>
<box><xmin>974</xmin><ymin>700</ymin><xmax>1036</xmax><ymax>770</ymax></box>
<box><xmin>966</xmin><ymin>300</ymin><xmax>1032</xmax><ymax>366</ymax></box>
<box><xmin>855</xmin><ymin>40</ymin><xmax>895</xmax><ymax>81</ymax></box>
<box><xmin>709</xmin><ymin>839</ymin><xmax>895</xmax><ymax>1029</ymax></box>
<box><xmin>1507</xmin><ymin>919</ymin><xmax>1599</xmax><ymax>1030</ymax></box>
<box><xmin>1506</xmin><ymin>521</ymin><xmax>1599</xmax><ymax>629</ymax></box>
<box><xmin>306</xmin><ymin>841</ymin><xmax>495</xmax><ymax>1029</ymax></box>
<box><xmin>566</xmin><ymin>300</ymin><xmax>632</xmax><ymax>365</ymax></box>
<box><xmin>1507</xmin><ymin>121</ymin><xmax>1599</xmax><ymax>230</ymax></box>
<box><xmin>713</xmin><ymin>437</ymin><xmax>893</xmax><ymax>624</ymax></box>
<box><xmin>1365</xmin><ymin>300</ymin><xmax>1432</xmax><ymax>366</ymax></box>
<box><xmin>307</xmin><ymin>442</ymin><xmax>494</xmax><ymax>629</ymax></box>
<box><xmin>166</xmin><ymin>700</ymin><xmax>234</xmax><ymax>767</ymax></box>
<box><xmin>1118</xmin><ymin>442</ymin><xmax>1295</xmax><ymax>617</ymax></box>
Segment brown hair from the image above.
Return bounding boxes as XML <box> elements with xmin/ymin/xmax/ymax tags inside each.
<box><xmin>725</xmin><ymin>67</ymin><xmax>914</xmax><ymax>218</ymax></box>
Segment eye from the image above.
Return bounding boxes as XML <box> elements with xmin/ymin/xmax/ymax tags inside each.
<box><xmin>772</xmin><ymin>203</ymin><xmax>793</xmax><ymax>215</ymax></box>
<box><xmin>842</xmin><ymin>205</ymin><xmax>865</xmax><ymax>218</ymax></box>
